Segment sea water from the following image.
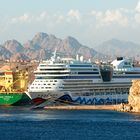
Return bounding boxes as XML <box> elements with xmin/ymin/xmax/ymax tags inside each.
<box><xmin>0</xmin><ymin>106</ymin><xmax>140</xmax><ymax>140</ymax></box>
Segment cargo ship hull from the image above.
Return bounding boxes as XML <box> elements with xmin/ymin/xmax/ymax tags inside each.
<box><xmin>0</xmin><ymin>93</ymin><xmax>31</xmax><ymax>105</ymax></box>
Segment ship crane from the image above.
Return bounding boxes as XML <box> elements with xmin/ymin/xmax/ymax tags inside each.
<box><xmin>0</xmin><ymin>70</ymin><xmax>28</xmax><ymax>93</ymax></box>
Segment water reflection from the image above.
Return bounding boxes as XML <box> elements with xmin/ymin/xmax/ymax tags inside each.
<box><xmin>1</xmin><ymin>106</ymin><xmax>140</xmax><ymax>140</ymax></box>
<box><xmin>1</xmin><ymin>106</ymin><xmax>140</xmax><ymax>122</ymax></box>
<box><xmin>130</xmin><ymin>113</ymin><xmax>140</xmax><ymax>122</ymax></box>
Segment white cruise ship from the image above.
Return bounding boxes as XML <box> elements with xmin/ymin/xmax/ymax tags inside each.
<box><xmin>26</xmin><ymin>53</ymin><xmax>140</xmax><ymax>106</ymax></box>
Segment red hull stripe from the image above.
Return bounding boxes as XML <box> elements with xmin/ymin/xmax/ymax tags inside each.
<box><xmin>32</xmin><ymin>98</ymin><xmax>46</xmax><ymax>105</ymax></box>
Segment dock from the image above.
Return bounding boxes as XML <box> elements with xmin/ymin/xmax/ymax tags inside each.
<box><xmin>44</xmin><ymin>105</ymin><xmax>117</xmax><ymax>110</ymax></box>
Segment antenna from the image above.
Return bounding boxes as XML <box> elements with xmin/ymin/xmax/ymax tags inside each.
<box><xmin>80</xmin><ymin>56</ymin><xmax>84</xmax><ymax>62</ymax></box>
<box><xmin>76</xmin><ymin>54</ymin><xmax>79</xmax><ymax>61</ymax></box>
<box><xmin>51</xmin><ymin>48</ymin><xmax>57</xmax><ymax>62</ymax></box>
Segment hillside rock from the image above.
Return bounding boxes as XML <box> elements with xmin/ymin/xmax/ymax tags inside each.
<box><xmin>128</xmin><ymin>80</ymin><xmax>140</xmax><ymax>112</ymax></box>
<box><xmin>2</xmin><ymin>32</ymin><xmax>140</xmax><ymax>61</ymax></box>
<box><xmin>0</xmin><ymin>45</ymin><xmax>12</xmax><ymax>60</ymax></box>
<box><xmin>94</xmin><ymin>39</ymin><xmax>140</xmax><ymax>59</ymax></box>
<box><xmin>23</xmin><ymin>32</ymin><xmax>99</xmax><ymax>60</ymax></box>
<box><xmin>10</xmin><ymin>53</ymin><xmax>29</xmax><ymax>61</ymax></box>
<box><xmin>116</xmin><ymin>80</ymin><xmax>140</xmax><ymax>112</ymax></box>
<box><xmin>4</xmin><ymin>40</ymin><xmax>24</xmax><ymax>54</ymax></box>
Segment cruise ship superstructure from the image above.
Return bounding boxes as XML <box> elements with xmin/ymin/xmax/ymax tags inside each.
<box><xmin>26</xmin><ymin>53</ymin><xmax>140</xmax><ymax>106</ymax></box>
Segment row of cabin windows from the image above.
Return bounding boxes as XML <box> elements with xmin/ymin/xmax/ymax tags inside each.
<box><xmin>35</xmin><ymin>72</ymin><xmax>70</xmax><ymax>75</ymax></box>
<box><xmin>39</xmin><ymin>68</ymin><xmax>98</xmax><ymax>71</ymax></box>
<box><xmin>36</xmin><ymin>76</ymin><xmax>100</xmax><ymax>79</ymax></box>
<box><xmin>40</xmin><ymin>68</ymin><xmax>67</xmax><ymax>71</ymax></box>
<box><xmin>39</xmin><ymin>65</ymin><xmax>65</xmax><ymax>67</ymax></box>
<box><xmin>31</xmin><ymin>86</ymin><xmax>61</xmax><ymax>89</ymax></box>
<box><xmin>31</xmin><ymin>87</ymin><xmax>51</xmax><ymax>89</ymax></box>
<box><xmin>32</xmin><ymin>83</ymin><xmax>56</xmax><ymax>86</ymax></box>
<box><xmin>35</xmin><ymin>72</ymin><xmax>99</xmax><ymax>75</ymax></box>
<box><xmin>34</xmin><ymin>80</ymin><xmax>57</xmax><ymax>82</ymax></box>
<box><xmin>36</xmin><ymin>77</ymin><xmax>63</xmax><ymax>79</ymax></box>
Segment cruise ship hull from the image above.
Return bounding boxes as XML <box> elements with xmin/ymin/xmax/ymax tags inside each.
<box><xmin>27</xmin><ymin>91</ymin><xmax>129</xmax><ymax>105</ymax></box>
<box><xmin>27</xmin><ymin>82</ymin><xmax>130</xmax><ymax>105</ymax></box>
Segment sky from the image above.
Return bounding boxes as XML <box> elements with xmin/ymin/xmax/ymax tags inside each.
<box><xmin>0</xmin><ymin>0</ymin><xmax>140</xmax><ymax>47</ymax></box>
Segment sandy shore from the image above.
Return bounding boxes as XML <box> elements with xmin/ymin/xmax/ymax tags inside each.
<box><xmin>44</xmin><ymin>105</ymin><xmax>117</xmax><ymax>110</ymax></box>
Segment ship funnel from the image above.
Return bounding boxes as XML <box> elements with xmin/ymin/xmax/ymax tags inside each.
<box><xmin>100</xmin><ymin>65</ymin><xmax>113</xmax><ymax>82</ymax></box>
<box><xmin>117</xmin><ymin>57</ymin><xmax>123</xmax><ymax>61</ymax></box>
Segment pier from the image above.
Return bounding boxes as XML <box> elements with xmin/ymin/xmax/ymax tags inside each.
<box><xmin>44</xmin><ymin>105</ymin><xmax>117</xmax><ymax>110</ymax></box>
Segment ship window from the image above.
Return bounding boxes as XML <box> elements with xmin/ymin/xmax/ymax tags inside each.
<box><xmin>40</xmin><ymin>65</ymin><xmax>46</xmax><ymax>67</ymax></box>
<box><xmin>124</xmin><ymin>62</ymin><xmax>131</xmax><ymax>65</ymax></box>
<box><xmin>54</xmin><ymin>80</ymin><xmax>57</xmax><ymax>82</ymax></box>
<box><xmin>92</xmin><ymin>69</ymin><xmax>98</xmax><ymax>71</ymax></box>
<box><xmin>69</xmin><ymin>64</ymin><xmax>92</xmax><ymax>67</ymax></box>
<box><xmin>123</xmin><ymin>65</ymin><xmax>131</xmax><ymax>68</ymax></box>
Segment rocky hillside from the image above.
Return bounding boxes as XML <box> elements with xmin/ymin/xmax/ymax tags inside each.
<box><xmin>116</xmin><ymin>80</ymin><xmax>140</xmax><ymax>112</ymax></box>
<box><xmin>0</xmin><ymin>32</ymin><xmax>101</xmax><ymax>61</ymax></box>
<box><xmin>0</xmin><ymin>45</ymin><xmax>12</xmax><ymax>60</ymax></box>
<box><xmin>4</xmin><ymin>40</ymin><xmax>24</xmax><ymax>54</ymax></box>
<box><xmin>94</xmin><ymin>39</ymin><xmax>140</xmax><ymax>59</ymax></box>
<box><xmin>128</xmin><ymin>80</ymin><xmax>140</xmax><ymax>112</ymax></box>
<box><xmin>23</xmin><ymin>33</ymin><xmax>101</xmax><ymax>60</ymax></box>
<box><xmin>1</xmin><ymin>32</ymin><xmax>140</xmax><ymax>61</ymax></box>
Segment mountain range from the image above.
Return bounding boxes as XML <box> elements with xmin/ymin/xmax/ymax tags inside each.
<box><xmin>0</xmin><ymin>32</ymin><xmax>140</xmax><ymax>61</ymax></box>
<box><xmin>94</xmin><ymin>39</ymin><xmax>140</xmax><ymax>59</ymax></box>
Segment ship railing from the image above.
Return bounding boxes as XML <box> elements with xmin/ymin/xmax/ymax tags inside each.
<box><xmin>114</xmin><ymin>68</ymin><xmax>132</xmax><ymax>72</ymax></box>
<box><xmin>116</xmin><ymin>68</ymin><xmax>127</xmax><ymax>71</ymax></box>
<box><xmin>0</xmin><ymin>90</ymin><xmax>24</xmax><ymax>93</ymax></box>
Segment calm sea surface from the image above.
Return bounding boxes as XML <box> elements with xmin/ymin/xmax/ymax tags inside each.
<box><xmin>0</xmin><ymin>106</ymin><xmax>140</xmax><ymax>140</ymax></box>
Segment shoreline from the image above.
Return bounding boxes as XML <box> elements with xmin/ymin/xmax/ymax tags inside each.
<box><xmin>44</xmin><ymin>105</ymin><xmax>117</xmax><ymax>110</ymax></box>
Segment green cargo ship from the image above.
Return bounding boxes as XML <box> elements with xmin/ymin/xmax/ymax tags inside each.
<box><xmin>0</xmin><ymin>92</ymin><xmax>31</xmax><ymax>105</ymax></box>
<box><xmin>0</xmin><ymin>67</ymin><xmax>31</xmax><ymax>105</ymax></box>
